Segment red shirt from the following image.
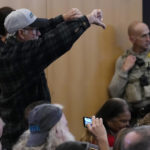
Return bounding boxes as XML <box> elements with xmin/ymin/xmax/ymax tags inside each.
<box><xmin>107</xmin><ymin>133</ymin><xmax>115</xmax><ymax>147</ymax></box>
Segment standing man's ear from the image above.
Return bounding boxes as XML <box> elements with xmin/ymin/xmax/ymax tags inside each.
<box><xmin>129</xmin><ymin>35</ymin><xmax>136</xmax><ymax>44</ymax></box>
<box><xmin>17</xmin><ymin>30</ymin><xmax>25</xmax><ymax>40</ymax></box>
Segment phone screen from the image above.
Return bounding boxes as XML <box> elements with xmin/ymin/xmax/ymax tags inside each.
<box><xmin>83</xmin><ymin>117</ymin><xmax>92</xmax><ymax>127</ymax></box>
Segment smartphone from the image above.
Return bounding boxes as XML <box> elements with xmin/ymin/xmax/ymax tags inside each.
<box><xmin>83</xmin><ymin>117</ymin><xmax>92</xmax><ymax>127</ymax></box>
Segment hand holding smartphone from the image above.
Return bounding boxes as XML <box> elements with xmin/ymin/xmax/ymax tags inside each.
<box><xmin>83</xmin><ymin>117</ymin><xmax>92</xmax><ymax>127</ymax></box>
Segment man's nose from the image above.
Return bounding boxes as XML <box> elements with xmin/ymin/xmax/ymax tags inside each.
<box><xmin>147</xmin><ymin>34</ymin><xmax>150</xmax><ymax>41</ymax></box>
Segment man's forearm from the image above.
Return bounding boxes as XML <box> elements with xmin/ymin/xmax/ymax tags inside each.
<box><xmin>97</xmin><ymin>138</ymin><xmax>109</xmax><ymax>150</ymax></box>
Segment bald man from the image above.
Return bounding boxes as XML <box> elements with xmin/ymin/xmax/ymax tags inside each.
<box><xmin>109</xmin><ymin>21</ymin><xmax>150</xmax><ymax>122</ymax></box>
<box><xmin>113</xmin><ymin>125</ymin><xmax>150</xmax><ymax>150</ymax></box>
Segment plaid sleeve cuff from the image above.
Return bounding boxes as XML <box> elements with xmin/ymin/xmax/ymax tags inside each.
<box><xmin>79</xmin><ymin>16</ymin><xmax>90</xmax><ymax>29</ymax></box>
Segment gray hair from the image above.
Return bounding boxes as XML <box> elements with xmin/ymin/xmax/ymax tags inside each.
<box><xmin>13</xmin><ymin>104</ymin><xmax>75</xmax><ymax>150</ymax></box>
<box><xmin>114</xmin><ymin>125</ymin><xmax>150</xmax><ymax>150</ymax></box>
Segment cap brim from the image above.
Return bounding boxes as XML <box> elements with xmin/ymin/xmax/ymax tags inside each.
<box><xmin>29</xmin><ymin>18</ymin><xmax>49</xmax><ymax>28</ymax></box>
<box><xmin>26</xmin><ymin>131</ymin><xmax>48</xmax><ymax>147</ymax></box>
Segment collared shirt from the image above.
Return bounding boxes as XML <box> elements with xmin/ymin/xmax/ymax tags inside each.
<box><xmin>109</xmin><ymin>48</ymin><xmax>150</xmax><ymax>101</ymax></box>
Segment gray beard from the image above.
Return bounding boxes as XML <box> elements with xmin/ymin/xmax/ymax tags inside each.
<box><xmin>46</xmin><ymin>129</ymin><xmax>75</xmax><ymax>150</ymax></box>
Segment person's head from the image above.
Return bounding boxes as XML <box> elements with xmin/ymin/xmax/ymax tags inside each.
<box><xmin>123</xmin><ymin>135</ymin><xmax>150</xmax><ymax>150</ymax></box>
<box><xmin>96</xmin><ymin>98</ymin><xmax>131</xmax><ymax>134</ymax></box>
<box><xmin>56</xmin><ymin>141</ymin><xmax>98</xmax><ymax>150</ymax></box>
<box><xmin>4</xmin><ymin>8</ymin><xmax>49</xmax><ymax>41</ymax></box>
<box><xmin>114</xmin><ymin>125</ymin><xmax>150</xmax><ymax>150</ymax></box>
<box><xmin>128</xmin><ymin>21</ymin><xmax>150</xmax><ymax>52</ymax></box>
<box><xmin>24</xmin><ymin>103</ymin><xmax>75</xmax><ymax>149</ymax></box>
<box><xmin>113</xmin><ymin>128</ymin><xmax>132</xmax><ymax>150</ymax></box>
<box><xmin>123</xmin><ymin>125</ymin><xmax>150</xmax><ymax>150</ymax></box>
<box><xmin>0</xmin><ymin>6</ymin><xmax>14</xmax><ymax>37</ymax></box>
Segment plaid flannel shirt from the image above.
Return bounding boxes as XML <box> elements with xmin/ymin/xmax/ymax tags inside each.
<box><xmin>0</xmin><ymin>39</ymin><xmax>4</xmax><ymax>48</ymax></box>
<box><xmin>0</xmin><ymin>15</ymin><xmax>90</xmax><ymax>150</ymax></box>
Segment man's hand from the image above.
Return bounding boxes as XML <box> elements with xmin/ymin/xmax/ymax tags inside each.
<box><xmin>86</xmin><ymin>9</ymin><xmax>106</xmax><ymax>29</ymax></box>
<box><xmin>87</xmin><ymin>116</ymin><xmax>109</xmax><ymax>150</ymax></box>
<box><xmin>122</xmin><ymin>55</ymin><xmax>136</xmax><ymax>72</ymax></box>
<box><xmin>87</xmin><ymin>116</ymin><xmax>107</xmax><ymax>142</ymax></box>
<box><xmin>63</xmin><ymin>8</ymin><xmax>83</xmax><ymax>21</ymax></box>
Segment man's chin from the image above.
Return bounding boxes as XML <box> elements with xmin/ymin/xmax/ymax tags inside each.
<box><xmin>144</xmin><ymin>44</ymin><xmax>150</xmax><ymax>49</ymax></box>
<box><xmin>141</xmin><ymin>46</ymin><xmax>149</xmax><ymax>51</ymax></box>
<box><xmin>147</xmin><ymin>44</ymin><xmax>150</xmax><ymax>49</ymax></box>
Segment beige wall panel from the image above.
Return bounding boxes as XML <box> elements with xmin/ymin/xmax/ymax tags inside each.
<box><xmin>0</xmin><ymin>0</ymin><xmax>47</xmax><ymax>17</ymax></box>
<box><xmin>45</xmin><ymin>0</ymin><xmax>142</xmax><ymax>139</ymax></box>
<box><xmin>0</xmin><ymin>0</ymin><xmax>142</xmax><ymax>140</ymax></box>
<box><xmin>46</xmin><ymin>0</ymin><xmax>142</xmax><ymax>139</ymax></box>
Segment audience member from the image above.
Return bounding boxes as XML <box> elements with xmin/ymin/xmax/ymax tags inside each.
<box><xmin>109</xmin><ymin>21</ymin><xmax>150</xmax><ymax>122</ymax></box>
<box><xmin>13</xmin><ymin>104</ymin><xmax>109</xmax><ymax>150</ymax></box>
<box><xmin>124</xmin><ymin>135</ymin><xmax>150</xmax><ymax>150</ymax></box>
<box><xmin>113</xmin><ymin>128</ymin><xmax>132</xmax><ymax>150</ymax></box>
<box><xmin>0</xmin><ymin>6</ymin><xmax>14</xmax><ymax>47</ymax></box>
<box><xmin>81</xmin><ymin>98</ymin><xmax>131</xmax><ymax>148</ymax></box>
<box><xmin>1</xmin><ymin>8</ymin><xmax>105</xmax><ymax>149</ymax></box>
<box><xmin>13</xmin><ymin>103</ymin><xmax>75</xmax><ymax>150</ymax></box>
<box><xmin>55</xmin><ymin>141</ymin><xmax>99</xmax><ymax>150</ymax></box>
<box><xmin>113</xmin><ymin>125</ymin><xmax>150</xmax><ymax>150</ymax></box>
<box><xmin>0</xmin><ymin>9</ymin><xmax>14</xmax><ymax>140</ymax></box>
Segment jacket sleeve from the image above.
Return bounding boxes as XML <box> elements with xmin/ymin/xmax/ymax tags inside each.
<box><xmin>108</xmin><ymin>56</ymin><xmax>129</xmax><ymax>97</ymax></box>
<box><xmin>20</xmin><ymin>16</ymin><xmax>90</xmax><ymax>73</ymax></box>
<box><xmin>39</xmin><ymin>15</ymin><xmax>64</xmax><ymax>34</ymax></box>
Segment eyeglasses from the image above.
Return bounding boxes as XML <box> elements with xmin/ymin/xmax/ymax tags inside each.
<box><xmin>23</xmin><ymin>27</ymin><xmax>40</xmax><ymax>35</ymax></box>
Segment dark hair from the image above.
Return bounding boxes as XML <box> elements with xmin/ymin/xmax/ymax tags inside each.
<box><xmin>56</xmin><ymin>141</ymin><xmax>89</xmax><ymax>150</ymax></box>
<box><xmin>0</xmin><ymin>7</ymin><xmax>14</xmax><ymax>36</ymax></box>
<box><xmin>96</xmin><ymin>98</ymin><xmax>129</xmax><ymax>130</ymax></box>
